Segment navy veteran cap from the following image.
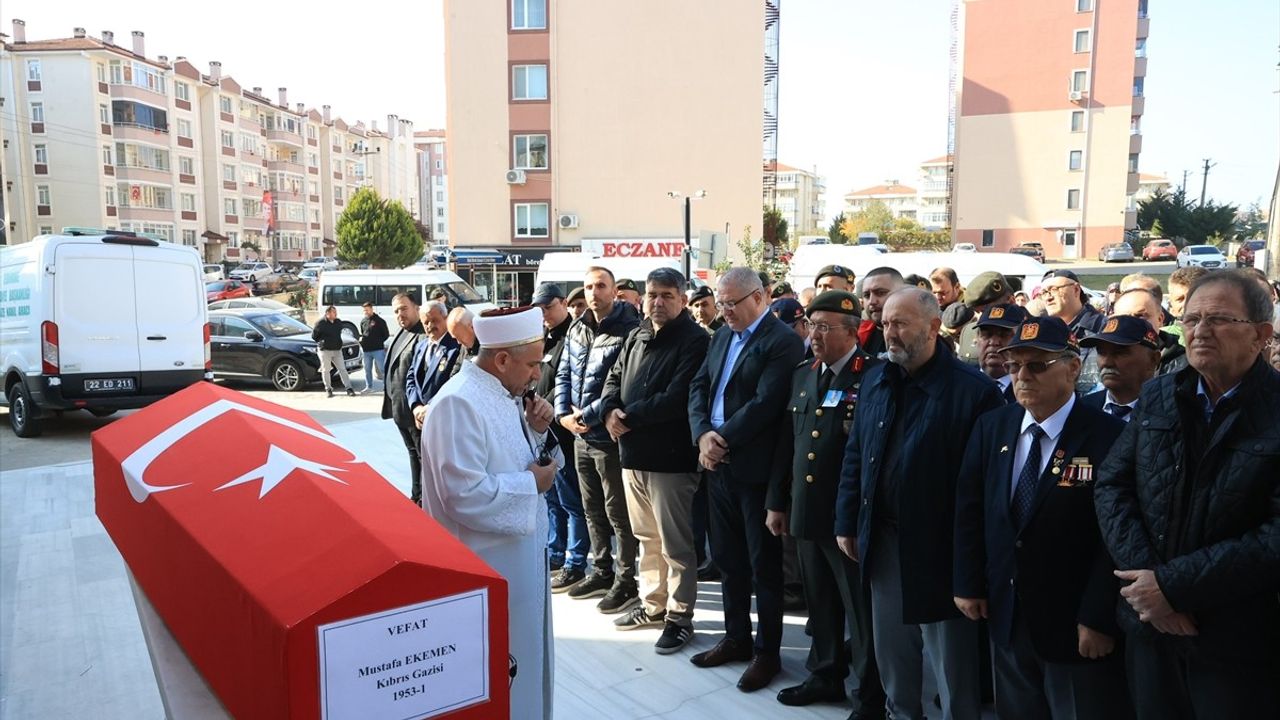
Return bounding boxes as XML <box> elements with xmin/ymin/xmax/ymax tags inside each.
<box><xmin>975</xmin><ymin>303</ymin><xmax>1028</xmax><ymax>330</ymax></box>
<box><xmin>1001</xmin><ymin>316</ymin><xmax>1080</xmax><ymax>354</ymax></box>
<box><xmin>1079</xmin><ymin>315</ymin><xmax>1161</xmax><ymax>350</ymax></box>
<box><xmin>770</xmin><ymin>297</ymin><xmax>805</xmax><ymax>326</ymax></box>
<box><xmin>687</xmin><ymin>285</ymin><xmax>714</xmax><ymax>303</ymax></box>
<box><xmin>531</xmin><ymin>282</ymin><xmax>565</xmax><ymax>306</ymax></box>
<box><xmin>806</xmin><ymin>290</ymin><xmax>860</xmax><ymax>317</ymax></box>
<box><xmin>815</xmin><ymin>264</ymin><xmax>856</xmax><ymax>286</ymax></box>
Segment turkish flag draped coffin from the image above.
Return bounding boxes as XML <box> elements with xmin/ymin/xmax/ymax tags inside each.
<box><xmin>93</xmin><ymin>383</ymin><xmax>509</xmax><ymax>720</ymax></box>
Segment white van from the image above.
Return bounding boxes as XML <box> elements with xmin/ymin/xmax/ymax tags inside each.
<box><xmin>534</xmin><ymin>251</ymin><xmax>707</xmax><ymax>295</ymax></box>
<box><xmin>786</xmin><ymin>244</ymin><xmax>1048</xmax><ymax>291</ymax></box>
<box><xmin>0</xmin><ymin>230</ymin><xmax>210</xmax><ymax>437</ymax></box>
<box><xmin>317</xmin><ymin>268</ymin><xmax>496</xmax><ymax>330</ymax></box>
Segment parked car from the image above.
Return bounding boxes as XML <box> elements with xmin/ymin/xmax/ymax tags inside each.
<box><xmin>252</xmin><ymin>271</ymin><xmax>304</xmax><ymax>296</ymax></box>
<box><xmin>953</xmin><ymin>243</ymin><xmax>977</xmax><ymax>253</ymax></box>
<box><xmin>1142</xmin><ymin>239</ymin><xmax>1178</xmax><ymax>261</ymax></box>
<box><xmin>1236</xmin><ymin>239</ymin><xmax>1265</xmax><ymax>267</ymax></box>
<box><xmin>206</xmin><ymin>279</ymin><xmax>252</xmax><ymax>302</ymax></box>
<box><xmin>298</xmin><ymin>267</ymin><xmax>321</xmax><ymax>285</ymax></box>
<box><xmin>228</xmin><ymin>261</ymin><xmax>274</xmax><ymax>283</ymax></box>
<box><xmin>208</xmin><ymin>309</ymin><xmax>361</xmax><ymax>392</ymax></box>
<box><xmin>1177</xmin><ymin>244</ymin><xmax>1227</xmax><ymax>269</ymax></box>
<box><xmin>1</xmin><ymin>230</ymin><xmax>207</xmax><ymax>437</ymax></box>
<box><xmin>1016</xmin><ymin>242</ymin><xmax>1046</xmax><ymax>263</ymax></box>
<box><xmin>1098</xmin><ymin>243</ymin><xmax>1135</xmax><ymax>263</ymax></box>
<box><xmin>1009</xmin><ymin>246</ymin><xmax>1043</xmax><ymax>262</ymax></box>
<box><xmin>303</xmin><ymin>256</ymin><xmax>340</xmax><ymax>272</ymax></box>
<box><xmin>203</xmin><ymin>264</ymin><xmax>225</xmax><ymax>282</ymax></box>
<box><xmin>207</xmin><ymin>297</ymin><xmax>305</xmax><ymax>322</ymax></box>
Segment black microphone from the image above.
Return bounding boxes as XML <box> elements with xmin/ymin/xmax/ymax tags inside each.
<box><xmin>523</xmin><ymin>390</ymin><xmax>554</xmax><ymax>466</ymax></box>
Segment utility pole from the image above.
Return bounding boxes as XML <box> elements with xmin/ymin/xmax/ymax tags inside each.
<box><xmin>1199</xmin><ymin>158</ymin><xmax>1217</xmax><ymax>206</ymax></box>
<box><xmin>1180</xmin><ymin>169</ymin><xmax>1189</xmax><ymax>194</ymax></box>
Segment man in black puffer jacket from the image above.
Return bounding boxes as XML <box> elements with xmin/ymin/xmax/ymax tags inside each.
<box><xmin>600</xmin><ymin>268</ymin><xmax>709</xmax><ymax>653</ymax></box>
<box><xmin>1095</xmin><ymin>269</ymin><xmax>1280</xmax><ymax>720</ymax></box>
<box><xmin>555</xmin><ymin>266</ymin><xmax>642</xmax><ymax>613</ymax></box>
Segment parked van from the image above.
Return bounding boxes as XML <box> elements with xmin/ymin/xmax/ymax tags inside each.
<box><xmin>533</xmin><ymin>252</ymin><xmax>707</xmax><ymax>295</ymax></box>
<box><xmin>786</xmin><ymin>245</ymin><xmax>1047</xmax><ymax>291</ymax></box>
<box><xmin>317</xmin><ymin>268</ymin><xmax>496</xmax><ymax>331</ymax></box>
<box><xmin>0</xmin><ymin>230</ymin><xmax>210</xmax><ymax>437</ymax></box>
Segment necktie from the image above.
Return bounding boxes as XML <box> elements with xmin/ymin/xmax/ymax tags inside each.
<box><xmin>816</xmin><ymin>368</ymin><xmax>835</xmax><ymax>398</ymax></box>
<box><xmin>1011</xmin><ymin>424</ymin><xmax>1046</xmax><ymax>526</ymax></box>
<box><xmin>1106</xmin><ymin>403</ymin><xmax>1132</xmax><ymax>419</ymax></box>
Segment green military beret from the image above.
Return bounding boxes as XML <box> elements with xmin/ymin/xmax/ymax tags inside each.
<box><xmin>616</xmin><ymin>278</ymin><xmax>639</xmax><ymax>292</ymax></box>
<box><xmin>805</xmin><ymin>290</ymin><xmax>860</xmax><ymax>317</ymax></box>
<box><xmin>964</xmin><ymin>271</ymin><xmax>1010</xmax><ymax>308</ymax></box>
<box><xmin>815</xmin><ymin>264</ymin><xmax>856</xmax><ymax>285</ymax></box>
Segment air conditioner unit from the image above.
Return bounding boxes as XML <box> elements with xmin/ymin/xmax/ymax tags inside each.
<box><xmin>1068</xmin><ymin>90</ymin><xmax>1084</xmax><ymax>102</ymax></box>
<box><xmin>505</xmin><ymin>169</ymin><xmax>526</xmax><ymax>185</ymax></box>
<box><xmin>558</xmin><ymin>213</ymin><xmax>579</xmax><ymax>230</ymax></box>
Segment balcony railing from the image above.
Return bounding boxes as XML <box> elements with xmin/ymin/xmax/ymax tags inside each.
<box><xmin>113</xmin><ymin>121</ymin><xmax>169</xmax><ymax>135</ymax></box>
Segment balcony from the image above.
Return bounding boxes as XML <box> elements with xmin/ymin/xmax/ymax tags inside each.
<box><xmin>1124</xmin><ymin>209</ymin><xmax>1138</xmax><ymax>230</ymax></box>
<box><xmin>112</xmin><ymin>123</ymin><xmax>170</xmax><ymax>143</ymax></box>
<box><xmin>1126</xmin><ymin>173</ymin><xmax>1140</xmax><ymax>194</ymax></box>
<box><xmin>1134</xmin><ymin>57</ymin><xmax>1147</xmax><ymax>78</ymax></box>
<box><xmin>267</xmin><ymin>129</ymin><xmax>303</xmax><ymax>148</ymax></box>
<box><xmin>1136</xmin><ymin>17</ymin><xmax>1149</xmax><ymax>39</ymax></box>
<box><xmin>268</xmin><ymin>158</ymin><xmax>305</xmax><ymax>174</ymax></box>
<box><xmin>115</xmin><ymin>164</ymin><xmax>172</xmax><ymax>184</ymax></box>
<box><xmin>1131</xmin><ymin>96</ymin><xmax>1145</xmax><ymax>116</ymax></box>
<box><xmin>1129</xmin><ymin>134</ymin><xmax>1142</xmax><ymax>154</ymax></box>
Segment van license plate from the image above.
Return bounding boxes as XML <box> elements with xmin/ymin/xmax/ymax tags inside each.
<box><xmin>85</xmin><ymin>378</ymin><xmax>136</xmax><ymax>392</ymax></box>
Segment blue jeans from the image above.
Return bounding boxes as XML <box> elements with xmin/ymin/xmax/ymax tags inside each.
<box><xmin>546</xmin><ymin>461</ymin><xmax>589</xmax><ymax>571</ymax></box>
<box><xmin>362</xmin><ymin>348</ymin><xmax>386</xmax><ymax>389</ymax></box>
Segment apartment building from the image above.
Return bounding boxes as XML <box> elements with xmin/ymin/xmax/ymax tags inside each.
<box><xmin>444</xmin><ymin>0</ymin><xmax>763</xmax><ymax>302</ymax></box>
<box><xmin>415</xmin><ymin>130</ymin><xmax>448</xmax><ymax>244</ymax></box>
<box><xmin>844</xmin><ymin>182</ymin><xmax>919</xmax><ymax>222</ymax></box>
<box><xmin>953</xmin><ymin>0</ymin><xmax>1149</xmax><ymax>258</ymax></box>
<box><xmin>1</xmin><ymin>20</ymin><xmax>420</xmax><ymax>266</ymax></box>
<box><xmin>769</xmin><ymin>162</ymin><xmax>825</xmax><ymax>236</ymax></box>
<box><xmin>917</xmin><ymin>155</ymin><xmax>952</xmax><ymax>230</ymax></box>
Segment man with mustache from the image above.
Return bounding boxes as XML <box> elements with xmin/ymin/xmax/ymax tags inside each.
<box><xmin>973</xmin><ymin>303</ymin><xmax>1029</xmax><ymax>404</ymax></box>
<box><xmin>1079</xmin><ymin>316</ymin><xmax>1162</xmax><ymax>421</ymax></box>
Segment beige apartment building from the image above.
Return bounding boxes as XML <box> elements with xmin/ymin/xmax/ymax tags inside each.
<box><xmin>444</xmin><ymin>0</ymin><xmax>764</xmax><ymax>301</ymax></box>
<box><xmin>844</xmin><ymin>182</ymin><xmax>919</xmax><ymax>222</ymax></box>
<box><xmin>1</xmin><ymin>21</ymin><xmax>418</xmax><ymax>265</ymax></box>
<box><xmin>952</xmin><ymin>0</ymin><xmax>1148</xmax><ymax>258</ymax></box>
<box><xmin>415</xmin><ymin>130</ymin><xmax>449</xmax><ymax>244</ymax></box>
<box><xmin>769</xmin><ymin>162</ymin><xmax>826</xmax><ymax>236</ymax></box>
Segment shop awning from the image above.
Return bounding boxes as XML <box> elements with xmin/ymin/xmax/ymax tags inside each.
<box><xmin>452</xmin><ymin>248</ymin><xmax>507</xmax><ymax>264</ymax></box>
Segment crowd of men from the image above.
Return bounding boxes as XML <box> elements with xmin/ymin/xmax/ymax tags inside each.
<box><xmin>372</xmin><ymin>259</ymin><xmax>1279</xmax><ymax>720</ymax></box>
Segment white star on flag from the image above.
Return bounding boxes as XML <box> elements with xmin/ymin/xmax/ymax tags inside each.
<box><xmin>216</xmin><ymin>444</ymin><xmax>349</xmax><ymax>499</ymax></box>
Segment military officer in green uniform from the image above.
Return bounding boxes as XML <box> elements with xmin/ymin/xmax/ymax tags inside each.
<box><xmin>766</xmin><ymin>290</ymin><xmax>886</xmax><ymax>719</ymax></box>
<box><xmin>954</xmin><ymin>271</ymin><xmax>1014</xmax><ymax>366</ymax></box>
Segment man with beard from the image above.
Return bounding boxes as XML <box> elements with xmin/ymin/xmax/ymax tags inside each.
<box><xmin>857</xmin><ymin>267</ymin><xmax>905</xmax><ymax>358</ymax></box>
<box><xmin>688</xmin><ymin>285</ymin><xmax>724</xmax><ymax>334</ymax></box>
<box><xmin>381</xmin><ymin>293</ymin><xmax>426</xmax><ymax>503</ymax></box>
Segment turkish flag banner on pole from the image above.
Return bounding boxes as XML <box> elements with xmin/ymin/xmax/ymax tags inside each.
<box><xmin>93</xmin><ymin>383</ymin><xmax>509</xmax><ymax>720</ymax></box>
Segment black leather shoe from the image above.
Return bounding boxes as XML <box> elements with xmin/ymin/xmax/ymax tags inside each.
<box><xmin>689</xmin><ymin>636</ymin><xmax>752</xmax><ymax>668</ymax></box>
<box><xmin>736</xmin><ymin>653</ymin><xmax>781</xmax><ymax>692</ymax></box>
<box><xmin>776</xmin><ymin>675</ymin><xmax>846</xmax><ymax>706</ymax></box>
<box><xmin>846</xmin><ymin>707</ymin><xmax>886</xmax><ymax>720</ymax></box>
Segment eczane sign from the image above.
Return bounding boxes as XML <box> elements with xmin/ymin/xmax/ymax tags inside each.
<box><xmin>580</xmin><ymin>238</ymin><xmax>686</xmax><ymax>259</ymax></box>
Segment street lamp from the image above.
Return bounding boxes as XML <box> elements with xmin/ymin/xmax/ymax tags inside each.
<box><xmin>667</xmin><ymin>190</ymin><xmax>706</xmax><ymax>280</ymax></box>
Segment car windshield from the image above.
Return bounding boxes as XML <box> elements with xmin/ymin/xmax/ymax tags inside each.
<box><xmin>1189</xmin><ymin>246</ymin><xmax>1219</xmax><ymax>255</ymax></box>
<box><xmin>249</xmin><ymin>313</ymin><xmax>311</xmax><ymax>336</ymax></box>
<box><xmin>207</xmin><ymin>281</ymin><xmax>229</xmax><ymax>290</ymax></box>
<box><xmin>447</xmin><ymin>282</ymin><xmax>486</xmax><ymax>303</ymax></box>
<box><xmin>232</xmin><ymin>264</ymin><xmax>255</xmax><ymax>271</ymax></box>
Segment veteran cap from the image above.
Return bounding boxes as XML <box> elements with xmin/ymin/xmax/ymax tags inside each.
<box><xmin>975</xmin><ymin>303</ymin><xmax>1029</xmax><ymax>330</ymax></box>
<box><xmin>1001</xmin><ymin>316</ymin><xmax>1080</xmax><ymax>354</ymax></box>
<box><xmin>770</xmin><ymin>297</ymin><xmax>805</xmax><ymax>326</ymax></box>
<box><xmin>1079</xmin><ymin>315</ymin><xmax>1161</xmax><ymax>350</ymax></box>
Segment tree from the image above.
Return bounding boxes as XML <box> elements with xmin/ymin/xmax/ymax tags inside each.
<box><xmin>827</xmin><ymin>214</ymin><xmax>849</xmax><ymax>244</ymax></box>
<box><xmin>840</xmin><ymin>200</ymin><xmax>895</xmax><ymax>240</ymax></box>
<box><xmin>415</xmin><ymin>219</ymin><xmax>432</xmax><ymax>247</ymax></box>
<box><xmin>762</xmin><ymin>206</ymin><xmax>788</xmax><ymax>249</ymax></box>
<box><xmin>1185</xmin><ymin>202</ymin><xmax>1238</xmax><ymax>245</ymax></box>
<box><xmin>336</xmin><ymin>187</ymin><xmax>423</xmax><ymax>268</ymax></box>
<box><xmin>1138</xmin><ymin>187</ymin><xmax>1238</xmax><ymax>246</ymax></box>
<box><xmin>241</xmin><ymin>240</ymin><xmax>261</xmax><ymax>259</ymax></box>
<box><xmin>1234</xmin><ymin>201</ymin><xmax>1267</xmax><ymax>241</ymax></box>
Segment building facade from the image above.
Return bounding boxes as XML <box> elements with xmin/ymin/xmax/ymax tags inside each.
<box><xmin>952</xmin><ymin>0</ymin><xmax>1148</xmax><ymax>258</ymax></box>
<box><xmin>0</xmin><ymin>21</ymin><xmax>420</xmax><ymax>266</ymax></box>
<box><xmin>770</xmin><ymin>162</ymin><xmax>825</xmax><ymax>237</ymax></box>
<box><xmin>844</xmin><ymin>182</ymin><xmax>918</xmax><ymax>222</ymax></box>
<box><xmin>444</xmin><ymin>0</ymin><xmax>764</xmax><ymax>302</ymax></box>
<box><xmin>415</xmin><ymin>130</ymin><xmax>449</xmax><ymax>244</ymax></box>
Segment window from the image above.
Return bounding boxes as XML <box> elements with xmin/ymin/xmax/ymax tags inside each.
<box><xmin>102</xmin><ymin>145</ymin><xmax>113</xmax><ymax>166</ymax></box>
<box><xmin>219</xmin><ymin>96</ymin><xmax>233</xmax><ymax>114</ymax></box>
<box><xmin>104</xmin><ymin>187</ymin><xmax>116</xmax><ymax>206</ymax></box>
<box><xmin>107</xmin><ymin>60</ymin><xmax>166</xmax><ymax>94</ymax></box>
<box><xmin>241</xmin><ymin>166</ymin><xmax>261</xmax><ymax>187</ymax></box>
<box><xmin>26</xmin><ymin>60</ymin><xmax>41</xmax><ymax>81</ymax></box>
<box><xmin>514</xmin><ymin>202</ymin><xmax>549</xmax><ymax>237</ymax></box>
<box><xmin>307</xmin><ymin>125</ymin><xmax>317</xmax><ymax>140</ymax></box>
<box><xmin>1130</xmin><ymin>116</ymin><xmax>1142</xmax><ymax>135</ymax></box>
<box><xmin>308</xmin><ymin>152</ymin><xmax>318</xmax><ymax>167</ymax></box>
<box><xmin>224</xmin><ymin>198</ymin><xmax>238</xmax><ymax>216</ymax></box>
<box><xmin>175</xmin><ymin>82</ymin><xmax>190</xmax><ymax>101</ymax></box>
<box><xmin>1136</xmin><ymin>38</ymin><xmax>1147</xmax><ymax>58</ymax></box>
<box><xmin>334</xmin><ymin>187</ymin><xmax>343</xmax><ymax>202</ymax></box>
<box><xmin>1070</xmin><ymin>110</ymin><xmax>1085</xmax><ymax>132</ymax></box>
<box><xmin>177</xmin><ymin>118</ymin><xmax>192</xmax><ymax>138</ymax></box>
<box><xmin>1067</xmin><ymin>189</ymin><xmax>1081</xmax><ymax>210</ymax></box>
<box><xmin>117</xmin><ymin>184</ymin><xmax>172</xmax><ymax>209</ymax></box>
<box><xmin>1076</xmin><ymin>0</ymin><xmax>1092</xmax><ymax>10</ymax></box>
<box><xmin>309</xmin><ymin>181</ymin><xmax>319</xmax><ymax>195</ymax></box>
<box><xmin>227</xmin><ymin>231</ymin><xmax>239</xmax><ymax>247</ymax></box>
<box><xmin>310</xmin><ymin>208</ymin><xmax>321</xmax><ymax>223</ymax></box>
<box><xmin>179</xmin><ymin>156</ymin><xmax>194</xmax><ymax>175</ymax></box>
<box><xmin>1073</xmin><ymin>29</ymin><xmax>1091</xmax><ymax>53</ymax></box>
<box><xmin>182</xmin><ymin>229</ymin><xmax>197</xmax><ymax>246</ymax></box>
<box><xmin>97</xmin><ymin>63</ymin><xmax>107</xmax><ymax>83</ymax></box>
<box><xmin>34</xmin><ymin>144</ymin><xmax>48</xmax><ymax>164</ymax></box>
<box><xmin>222</xmin><ymin>164</ymin><xmax>236</xmax><ymax>182</ymax></box>
<box><xmin>1128</xmin><ymin>154</ymin><xmax>1139</xmax><ymax>173</ymax></box>
<box><xmin>112</xmin><ymin>100</ymin><xmax>169</xmax><ymax>132</ymax></box>
<box><xmin>30</xmin><ymin>102</ymin><xmax>44</xmax><ymax>123</ymax></box>
<box><xmin>284</xmin><ymin>203</ymin><xmax>306</xmax><ymax>221</ymax></box>
<box><xmin>1133</xmin><ymin>77</ymin><xmax>1145</xmax><ymax>97</ymax></box>
<box><xmin>115</xmin><ymin>143</ymin><xmax>171</xmax><ymax>171</ymax></box>
<box><xmin>181</xmin><ymin>193</ymin><xmax>196</xmax><ymax>212</ymax></box>
<box><xmin>99</xmin><ymin>104</ymin><xmax>110</xmax><ymax>124</ymax></box>
<box><xmin>39</xmin><ymin>226</ymin><xmax>54</xmax><ymax>235</ymax></box>
<box><xmin>436</xmin><ymin>191</ymin><xmax>443</xmax><ymax>202</ymax></box>
<box><xmin>513</xmin><ymin>134</ymin><xmax>548</xmax><ymax>169</ymax></box>
<box><xmin>1068</xmin><ymin>150</ymin><xmax>1083</xmax><ymax>171</ymax></box>
<box><xmin>437</xmin><ymin>223</ymin><xmax>444</xmax><ymax>234</ymax></box>
<box><xmin>981</xmin><ymin>229</ymin><xmax>995</xmax><ymax>248</ymax></box>
<box><xmin>1063</xmin><ymin>230</ymin><xmax>1077</xmax><ymax>247</ymax></box>
<box><xmin>437</xmin><ymin>208</ymin><xmax>444</xmax><ymax>217</ymax></box>
<box><xmin>512</xmin><ymin>0</ymin><xmax>546</xmax><ymax>29</ymax></box>
<box><xmin>435</xmin><ymin>159</ymin><xmax>442</xmax><ymax>170</ymax></box>
<box><xmin>37</xmin><ymin>185</ymin><xmax>51</xmax><ymax>206</ymax></box>
<box><xmin>220</xmin><ymin>130</ymin><xmax>235</xmax><ymax>148</ymax></box>
<box><xmin>1071</xmin><ymin>70</ymin><xmax>1089</xmax><ymax>92</ymax></box>
<box><xmin>512</xmin><ymin>65</ymin><xmax>548</xmax><ymax>100</ymax></box>
<box><xmin>1138</xmin><ymin>0</ymin><xmax>1148</xmax><ymax>18</ymax></box>
<box><xmin>121</xmin><ymin>222</ymin><xmax>174</xmax><ymax>242</ymax></box>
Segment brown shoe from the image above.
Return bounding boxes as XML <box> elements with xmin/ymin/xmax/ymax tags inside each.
<box><xmin>736</xmin><ymin>653</ymin><xmax>781</xmax><ymax>692</ymax></box>
<box><xmin>689</xmin><ymin>636</ymin><xmax>753</xmax><ymax>668</ymax></box>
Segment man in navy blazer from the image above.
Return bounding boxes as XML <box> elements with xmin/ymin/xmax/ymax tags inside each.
<box><xmin>974</xmin><ymin>303</ymin><xmax>1028</xmax><ymax>405</ymax></box>
<box><xmin>687</xmin><ymin>267</ymin><xmax>805</xmax><ymax>692</ymax></box>
<box><xmin>1078</xmin><ymin>315</ymin><xmax>1161</xmax><ymax>422</ymax></box>
<box><xmin>835</xmin><ymin>287</ymin><xmax>1004</xmax><ymax>720</ymax></box>
<box><xmin>953</xmin><ymin>316</ymin><xmax>1133</xmax><ymax>719</ymax></box>
<box><xmin>406</xmin><ymin>301</ymin><xmax>464</xmax><ymax>431</ymax></box>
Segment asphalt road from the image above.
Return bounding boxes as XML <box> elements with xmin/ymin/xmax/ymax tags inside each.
<box><xmin>0</xmin><ymin>380</ymin><xmax>386</xmax><ymax>471</ymax></box>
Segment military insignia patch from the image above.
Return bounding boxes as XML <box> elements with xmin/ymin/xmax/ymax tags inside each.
<box><xmin>1020</xmin><ymin>323</ymin><xmax>1040</xmax><ymax>340</ymax></box>
<box><xmin>1104</xmin><ymin>318</ymin><xmax>1119</xmax><ymax>333</ymax></box>
<box><xmin>990</xmin><ymin>307</ymin><xmax>1005</xmax><ymax>319</ymax></box>
<box><xmin>841</xmin><ymin>298</ymin><xmax>854</xmax><ymax>311</ymax></box>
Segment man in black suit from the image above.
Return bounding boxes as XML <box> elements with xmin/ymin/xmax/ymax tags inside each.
<box><xmin>768</xmin><ymin>290</ymin><xmax>885</xmax><ymax>718</ymax></box>
<box><xmin>687</xmin><ymin>267</ymin><xmax>805</xmax><ymax>692</ymax></box>
<box><xmin>954</xmin><ymin>316</ymin><xmax>1133</xmax><ymax>719</ymax></box>
<box><xmin>381</xmin><ymin>292</ymin><xmax>426</xmax><ymax>503</ymax></box>
<box><xmin>406</xmin><ymin>301</ymin><xmax>464</xmax><ymax>429</ymax></box>
<box><xmin>974</xmin><ymin>303</ymin><xmax>1029</xmax><ymax>404</ymax></box>
<box><xmin>1079</xmin><ymin>316</ymin><xmax>1161</xmax><ymax>422</ymax></box>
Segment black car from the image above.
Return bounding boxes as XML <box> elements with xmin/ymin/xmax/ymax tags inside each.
<box><xmin>208</xmin><ymin>309</ymin><xmax>361</xmax><ymax>391</ymax></box>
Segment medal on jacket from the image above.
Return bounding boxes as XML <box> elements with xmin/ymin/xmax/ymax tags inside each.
<box><xmin>1060</xmin><ymin>457</ymin><xmax>1093</xmax><ymax>486</ymax></box>
<box><xmin>1049</xmin><ymin>449</ymin><xmax>1066</xmax><ymax>481</ymax></box>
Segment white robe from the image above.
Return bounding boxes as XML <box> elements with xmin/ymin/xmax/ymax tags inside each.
<box><xmin>420</xmin><ymin>361</ymin><xmax>556</xmax><ymax>720</ymax></box>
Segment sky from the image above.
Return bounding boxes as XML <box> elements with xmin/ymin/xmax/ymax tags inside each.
<box><xmin>6</xmin><ymin>0</ymin><xmax>1278</xmax><ymax>215</ymax></box>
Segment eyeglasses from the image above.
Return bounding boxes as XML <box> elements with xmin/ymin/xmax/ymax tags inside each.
<box><xmin>1181</xmin><ymin>314</ymin><xmax>1256</xmax><ymax>331</ymax></box>
<box><xmin>715</xmin><ymin>289</ymin><xmax>759</xmax><ymax>311</ymax></box>
<box><xmin>803</xmin><ymin>320</ymin><xmax>845</xmax><ymax>334</ymax></box>
<box><xmin>1042</xmin><ymin>282</ymin><xmax>1077</xmax><ymax>295</ymax></box>
<box><xmin>1002</xmin><ymin>357</ymin><xmax>1070</xmax><ymax>375</ymax></box>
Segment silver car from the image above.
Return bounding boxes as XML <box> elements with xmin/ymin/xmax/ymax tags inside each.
<box><xmin>1098</xmin><ymin>243</ymin><xmax>1134</xmax><ymax>263</ymax></box>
